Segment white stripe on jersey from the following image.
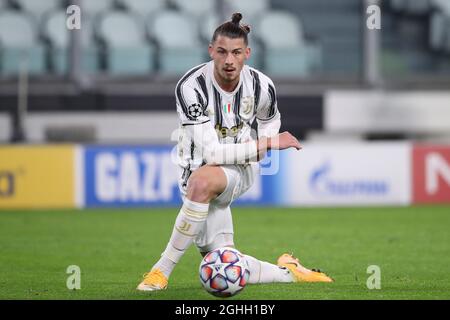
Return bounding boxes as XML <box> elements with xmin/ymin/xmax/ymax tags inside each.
<box><xmin>175</xmin><ymin>61</ymin><xmax>280</xmax><ymax>170</ymax></box>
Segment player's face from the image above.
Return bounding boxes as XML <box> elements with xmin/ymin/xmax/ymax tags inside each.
<box><xmin>209</xmin><ymin>36</ymin><xmax>251</xmax><ymax>86</ymax></box>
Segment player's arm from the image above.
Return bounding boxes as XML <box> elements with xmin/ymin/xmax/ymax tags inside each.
<box><xmin>255</xmin><ymin>76</ymin><xmax>281</xmax><ymax>138</ymax></box>
<box><xmin>254</xmin><ymin>77</ymin><xmax>301</xmax><ymax>158</ymax></box>
<box><xmin>177</xmin><ymin>85</ymin><xmax>299</xmax><ymax>165</ymax></box>
<box><xmin>188</xmin><ymin>119</ymin><xmax>299</xmax><ymax>164</ymax></box>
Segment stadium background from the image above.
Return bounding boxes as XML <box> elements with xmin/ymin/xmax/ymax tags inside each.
<box><xmin>1</xmin><ymin>0</ymin><xmax>450</xmax><ymax>300</ymax></box>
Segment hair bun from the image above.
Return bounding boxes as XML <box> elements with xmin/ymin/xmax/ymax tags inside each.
<box><xmin>231</xmin><ymin>12</ymin><xmax>242</xmax><ymax>25</ymax></box>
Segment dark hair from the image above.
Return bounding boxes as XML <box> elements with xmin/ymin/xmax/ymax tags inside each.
<box><xmin>211</xmin><ymin>13</ymin><xmax>251</xmax><ymax>45</ymax></box>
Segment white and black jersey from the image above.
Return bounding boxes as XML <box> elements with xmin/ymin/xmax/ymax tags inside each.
<box><xmin>175</xmin><ymin>61</ymin><xmax>281</xmax><ymax>174</ymax></box>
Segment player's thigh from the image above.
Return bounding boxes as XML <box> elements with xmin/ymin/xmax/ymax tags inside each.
<box><xmin>186</xmin><ymin>165</ymin><xmax>227</xmax><ymax>200</ymax></box>
<box><xmin>213</xmin><ymin>164</ymin><xmax>256</xmax><ymax>207</ymax></box>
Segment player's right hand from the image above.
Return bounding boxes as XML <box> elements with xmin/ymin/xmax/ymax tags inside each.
<box><xmin>270</xmin><ymin>132</ymin><xmax>302</xmax><ymax>151</ymax></box>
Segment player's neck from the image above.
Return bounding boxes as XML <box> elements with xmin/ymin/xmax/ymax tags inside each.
<box><xmin>213</xmin><ymin>70</ymin><xmax>240</xmax><ymax>93</ymax></box>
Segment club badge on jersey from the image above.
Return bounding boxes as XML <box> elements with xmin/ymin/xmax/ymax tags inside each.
<box><xmin>239</xmin><ymin>96</ymin><xmax>255</xmax><ymax>121</ymax></box>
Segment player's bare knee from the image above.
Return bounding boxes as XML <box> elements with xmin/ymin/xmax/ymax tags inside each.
<box><xmin>186</xmin><ymin>175</ymin><xmax>214</xmax><ymax>203</ymax></box>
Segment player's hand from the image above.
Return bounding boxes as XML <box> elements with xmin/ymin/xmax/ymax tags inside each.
<box><xmin>270</xmin><ymin>132</ymin><xmax>302</xmax><ymax>151</ymax></box>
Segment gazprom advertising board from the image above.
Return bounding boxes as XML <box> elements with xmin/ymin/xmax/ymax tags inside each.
<box><xmin>277</xmin><ymin>143</ymin><xmax>412</xmax><ymax>206</ymax></box>
<box><xmin>0</xmin><ymin>142</ymin><xmax>426</xmax><ymax>209</ymax></box>
<box><xmin>81</xmin><ymin>145</ymin><xmax>278</xmax><ymax>208</ymax></box>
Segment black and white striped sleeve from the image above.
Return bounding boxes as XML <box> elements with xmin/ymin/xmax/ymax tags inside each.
<box><xmin>175</xmin><ymin>82</ymin><xmax>210</xmax><ymax>126</ymax></box>
<box><xmin>255</xmin><ymin>76</ymin><xmax>280</xmax><ymax>122</ymax></box>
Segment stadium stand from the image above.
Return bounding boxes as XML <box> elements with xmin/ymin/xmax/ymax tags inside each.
<box><xmin>0</xmin><ymin>0</ymin><xmax>449</xmax><ymax>147</ymax></box>
<box><xmin>430</xmin><ymin>0</ymin><xmax>450</xmax><ymax>53</ymax></box>
<box><xmin>383</xmin><ymin>0</ymin><xmax>450</xmax><ymax>75</ymax></box>
<box><xmin>274</xmin><ymin>0</ymin><xmax>361</xmax><ymax>75</ymax></box>
<box><xmin>0</xmin><ymin>10</ymin><xmax>46</xmax><ymax>75</ymax></box>
<box><xmin>97</xmin><ymin>10</ymin><xmax>155</xmax><ymax>75</ymax></box>
<box><xmin>117</xmin><ymin>0</ymin><xmax>167</xmax><ymax>17</ymax></box>
<box><xmin>10</xmin><ymin>0</ymin><xmax>62</xmax><ymax>22</ymax></box>
<box><xmin>1</xmin><ymin>0</ymin><xmax>449</xmax><ymax>78</ymax></box>
<box><xmin>225</xmin><ymin>0</ymin><xmax>270</xmax><ymax>21</ymax></box>
<box><xmin>171</xmin><ymin>0</ymin><xmax>216</xmax><ymax>19</ymax></box>
<box><xmin>256</xmin><ymin>10</ymin><xmax>317</xmax><ymax>77</ymax></box>
<box><xmin>149</xmin><ymin>9</ymin><xmax>205</xmax><ymax>75</ymax></box>
<box><xmin>390</xmin><ymin>0</ymin><xmax>432</xmax><ymax>15</ymax></box>
<box><xmin>79</xmin><ymin>0</ymin><xmax>115</xmax><ymax>19</ymax></box>
<box><xmin>43</xmin><ymin>10</ymin><xmax>99</xmax><ymax>74</ymax></box>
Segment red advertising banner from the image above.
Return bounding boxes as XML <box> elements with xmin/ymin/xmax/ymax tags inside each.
<box><xmin>413</xmin><ymin>145</ymin><xmax>450</xmax><ymax>203</ymax></box>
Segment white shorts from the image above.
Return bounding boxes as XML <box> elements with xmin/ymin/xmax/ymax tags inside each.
<box><xmin>179</xmin><ymin>163</ymin><xmax>256</xmax><ymax>253</ymax></box>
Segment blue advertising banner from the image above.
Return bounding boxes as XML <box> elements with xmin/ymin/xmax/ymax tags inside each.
<box><xmin>82</xmin><ymin>145</ymin><xmax>281</xmax><ymax>208</ymax></box>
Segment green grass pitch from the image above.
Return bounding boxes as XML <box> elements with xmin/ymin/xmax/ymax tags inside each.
<box><xmin>0</xmin><ymin>206</ymin><xmax>449</xmax><ymax>300</ymax></box>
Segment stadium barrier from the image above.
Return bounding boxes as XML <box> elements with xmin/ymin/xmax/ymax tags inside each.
<box><xmin>1</xmin><ymin>143</ymin><xmax>450</xmax><ymax>209</ymax></box>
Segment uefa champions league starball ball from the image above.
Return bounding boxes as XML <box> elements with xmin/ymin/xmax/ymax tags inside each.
<box><xmin>199</xmin><ymin>247</ymin><xmax>250</xmax><ymax>298</ymax></box>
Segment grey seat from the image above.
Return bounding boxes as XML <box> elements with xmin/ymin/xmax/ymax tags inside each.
<box><xmin>430</xmin><ymin>0</ymin><xmax>450</xmax><ymax>52</ymax></box>
<box><xmin>43</xmin><ymin>10</ymin><xmax>99</xmax><ymax>74</ymax></box>
<box><xmin>0</xmin><ymin>10</ymin><xmax>46</xmax><ymax>75</ymax></box>
<box><xmin>390</xmin><ymin>0</ymin><xmax>431</xmax><ymax>14</ymax></box>
<box><xmin>117</xmin><ymin>0</ymin><xmax>166</xmax><ymax>16</ymax></box>
<box><xmin>257</xmin><ymin>11</ymin><xmax>319</xmax><ymax>77</ymax></box>
<box><xmin>149</xmin><ymin>10</ymin><xmax>204</xmax><ymax>75</ymax></box>
<box><xmin>224</xmin><ymin>0</ymin><xmax>270</xmax><ymax>21</ymax></box>
<box><xmin>171</xmin><ymin>0</ymin><xmax>216</xmax><ymax>18</ymax></box>
<box><xmin>80</xmin><ymin>0</ymin><xmax>115</xmax><ymax>18</ymax></box>
<box><xmin>12</xmin><ymin>0</ymin><xmax>62</xmax><ymax>21</ymax></box>
<box><xmin>97</xmin><ymin>11</ymin><xmax>155</xmax><ymax>75</ymax></box>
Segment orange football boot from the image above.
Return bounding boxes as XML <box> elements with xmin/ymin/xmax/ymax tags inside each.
<box><xmin>277</xmin><ymin>253</ymin><xmax>334</xmax><ymax>283</ymax></box>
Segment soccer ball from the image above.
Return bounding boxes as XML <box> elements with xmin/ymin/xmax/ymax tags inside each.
<box><xmin>199</xmin><ymin>247</ymin><xmax>250</xmax><ymax>298</ymax></box>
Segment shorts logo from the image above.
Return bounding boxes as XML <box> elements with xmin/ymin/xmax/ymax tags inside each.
<box><xmin>187</xmin><ymin>103</ymin><xmax>204</xmax><ymax>120</ymax></box>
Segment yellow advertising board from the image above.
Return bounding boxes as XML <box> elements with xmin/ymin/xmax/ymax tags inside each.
<box><xmin>0</xmin><ymin>145</ymin><xmax>75</xmax><ymax>209</ymax></box>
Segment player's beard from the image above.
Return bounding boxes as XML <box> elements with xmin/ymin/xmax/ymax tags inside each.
<box><xmin>221</xmin><ymin>68</ymin><xmax>239</xmax><ymax>83</ymax></box>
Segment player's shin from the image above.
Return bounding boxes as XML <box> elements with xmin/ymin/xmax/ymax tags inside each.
<box><xmin>244</xmin><ymin>254</ymin><xmax>294</xmax><ymax>284</ymax></box>
<box><xmin>153</xmin><ymin>199</ymin><xmax>209</xmax><ymax>278</ymax></box>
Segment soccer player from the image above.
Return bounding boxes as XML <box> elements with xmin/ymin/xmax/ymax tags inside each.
<box><xmin>137</xmin><ymin>13</ymin><xmax>333</xmax><ymax>291</ymax></box>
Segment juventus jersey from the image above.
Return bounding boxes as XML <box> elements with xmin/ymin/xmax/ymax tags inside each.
<box><xmin>175</xmin><ymin>61</ymin><xmax>280</xmax><ymax>171</ymax></box>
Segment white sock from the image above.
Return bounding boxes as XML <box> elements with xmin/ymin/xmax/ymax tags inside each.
<box><xmin>244</xmin><ymin>254</ymin><xmax>294</xmax><ymax>284</ymax></box>
<box><xmin>152</xmin><ymin>199</ymin><xmax>209</xmax><ymax>278</ymax></box>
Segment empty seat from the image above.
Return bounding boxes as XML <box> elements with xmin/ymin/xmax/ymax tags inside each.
<box><xmin>225</xmin><ymin>0</ymin><xmax>270</xmax><ymax>20</ymax></box>
<box><xmin>43</xmin><ymin>10</ymin><xmax>99</xmax><ymax>74</ymax></box>
<box><xmin>117</xmin><ymin>0</ymin><xmax>166</xmax><ymax>16</ymax></box>
<box><xmin>390</xmin><ymin>0</ymin><xmax>432</xmax><ymax>15</ymax></box>
<box><xmin>11</xmin><ymin>0</ymin><xmax>62</xmax><ymax>21</ymax></box>
<box><xmin>429</xmin><ymin>0</ymin><xmax>450</xmax><ymax>52</ymax></box>
<box><xmin>171</xmin><ymin>0</ymin><xmax>216</xmax><ymax>18</ymax></box>
<box><xmin>0</xmin><ymin>11</ymin><xmax>45</xmax><ymax>75</ymax></box>
<box><xmin>149</xmin><ymin>10</ymin><xmax>204</xmax><ymax>75</ymax></box>
<box><xmin>80</xmin><ymin>0</ymin><xmax>115</xmax><ymax>18</ymax></box>
<box><xmin>97</xmin><ymin>11</ymin><xmax>155</xmax><ymax>75</ymax></box>
<box><xmin>257</xmin><ymin>11</ymin><xmax>317</xmax><ymax>77</ymax></box>
<box><xmin>431</xmin><ymin>0</ymin><xmax>450</xmax><ymax>13</ymax></box>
